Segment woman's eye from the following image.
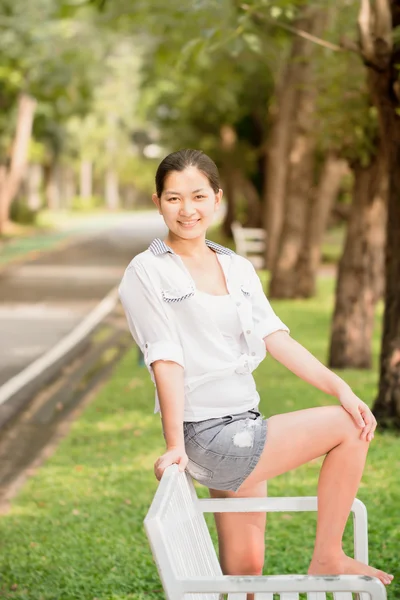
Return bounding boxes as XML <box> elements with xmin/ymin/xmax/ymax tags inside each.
<box><xmin>166</xmin><ymin>195</ymin><xmax>205</xmax><ymax>201</ymax></box>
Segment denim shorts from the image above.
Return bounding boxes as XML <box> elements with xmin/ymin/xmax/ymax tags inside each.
<box><xmin>183</xmin><ymin>407</ymin><xmax>267</xmax><ymax>492</ymax></box>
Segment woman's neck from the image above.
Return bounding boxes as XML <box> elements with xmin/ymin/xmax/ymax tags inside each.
<box><xmin>164</xmin><ymin>234</ymin><xmax>212</xmax><ymax>260</ymax></box>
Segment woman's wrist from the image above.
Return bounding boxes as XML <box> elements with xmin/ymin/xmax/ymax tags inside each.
<box><xmin>333</xmin><ymin>378</ymin><xmax>352</xmax><ymax>399</ymax></box>
<box><xmin>162</xmin><ymin>423</ymin><xmax>184</xmax><ymax>450</ymax></box>
<box><xmin>166</xmin><ymin>442</ymin><xmax>185</xmax><ymax>452</ymax></box>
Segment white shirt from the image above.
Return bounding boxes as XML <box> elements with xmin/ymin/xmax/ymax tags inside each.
<box><xmin>189</xmin><ymin>290</ymin><xmax>261</xmax><ymax>418</ymax></box>
<box><xmin>118</xmin><ymin>237</ymin><xmax>290</xmax><ymax>421</ymax></box>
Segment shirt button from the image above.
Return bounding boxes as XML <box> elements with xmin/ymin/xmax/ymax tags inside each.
<box><xmin>145</xmin><ymin>343</ymin><xmax>148</xmax><ymax>348</ymax></box>
<box><xmin>251</xmin><ymin>352</ymin><xmax>256</xmax><ymax>356</ymax></box>
<box><xmin>246</xmin><ymin>329</ymin><xmax>251</xmax><ymax>334</ymax></box>
<box><xmin>236</xmin><ymin>302</ymin><xmax>241</xmax><ymax>307</ymax></box>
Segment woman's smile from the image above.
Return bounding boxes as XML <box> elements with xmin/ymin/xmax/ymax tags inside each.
<box><xmin>178</xmin><ymin>219</ymin><xmax>200</xmax><ymax>228</ymax></box>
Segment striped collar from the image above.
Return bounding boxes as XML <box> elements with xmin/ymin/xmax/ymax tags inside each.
<box><xmin>149</xmin><ymin>237</ymin><xmax>234</xmax><ymax>256</ymax></box>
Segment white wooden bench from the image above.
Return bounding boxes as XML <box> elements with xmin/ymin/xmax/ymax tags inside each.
<box><xmin>231</xmin><ymin>221</ymin><xmax>266</xmax><ymax>270</ymax></box>
<box><xmin>144</xmin><ymin>464</ymin><xmax>386</xmax><ymax>600</ymax></box>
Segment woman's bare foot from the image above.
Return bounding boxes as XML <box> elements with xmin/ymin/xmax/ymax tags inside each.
<box><xmin>308</xmin><ymin>552</ymin><xmax>394</xmax><ymax>586</ymax></box>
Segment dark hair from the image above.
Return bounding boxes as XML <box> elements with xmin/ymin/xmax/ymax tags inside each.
<box><xmin>155</xmin><ymin>149</ymin><xmax>220</xmax><ymax>197</ymax></box>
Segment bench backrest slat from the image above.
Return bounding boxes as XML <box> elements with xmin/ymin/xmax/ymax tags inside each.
<box><xmin>231</xmin><ymin>221</ymin><xmax>266</xmax><ymax>270</ymax></box>
<box><xmin>145</xmin><ymin>470</ymin><xmax>221</xmax><ymax>600</ymax></box>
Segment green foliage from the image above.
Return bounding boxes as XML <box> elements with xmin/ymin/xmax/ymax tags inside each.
<box><xmin>118</xmin><ymin>155</ymin><xmax>158</xmax><ymax>194</ymax></box>
<box><xmin>0</xmin><ymin>0</ymin><xmax>112</xmax><ymax>163</ymax></box>
<box><xmin>0</xmin><ymin>0</ymin><xmax>385</xmax><ymax>217</ymax></box>
<box><xmin>93</xmin><ymin>0</ymin><xmax>297</xmax><ymax>188</ymax></box>
<box><xmin>313</xmin><ymin>1</ymin><xmax>379</xmax><ymax>164</ymax></box>
<box><xmin>92</xmin><ymin>0</ymin><xmax>379</xmax><ymax>182</ymax></box>
<box><xmin>64</xmin><ymin>40</ymin><xmax>144</xmax><ymax>180</ymax></box>
<box><xmin>9</xmin><ymin>199</ymin><xmax>38</xmax><ymax>225</ymax></box>
<box><xmin>70</xmin><ymin>195</ymin><xmax>104</xmax><ymax>211</ymax></box>
<box><xmin>27</xmin><ymin>139</ymin><xmax>48</xmax><ymax>163</ymax></box>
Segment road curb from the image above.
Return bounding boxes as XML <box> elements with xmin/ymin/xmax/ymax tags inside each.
<box><xmin>0</xmin><ymin>285</ymin><xmax>120</xmax><ymax>430</ymax></box>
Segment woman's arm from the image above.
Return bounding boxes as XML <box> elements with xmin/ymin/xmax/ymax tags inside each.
<box><xmin>153</xmin><ymin>360</ymin><xmax>185</xmax><ymax>449</ymax></box>
<box><xmin>264</xmin><ymin>331</ymin><xmax>377</xmax><ymax>440</ymax></box>
<box><xmin>152</xmin><ymin>360</ymin><xmax>189</xmax><ymax>480</ymax></box>
<box><xmin>264</xmin><ymin>331</ymin><xmax>350</xmax><ymax>398</ymax></box>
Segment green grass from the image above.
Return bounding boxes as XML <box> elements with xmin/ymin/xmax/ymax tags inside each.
<box><xmin>321</xmin><ymin>225</ymin><xmax>346</xmax><ymax>264</ymax></box>
<box><xmin>0</xmin><ymin>278</ymin><xmax>399</xmax><ymax>599</ymax></box>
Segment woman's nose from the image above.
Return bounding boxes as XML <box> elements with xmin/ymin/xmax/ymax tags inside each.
<box><xmin>180</xmin><ymin>202</ymin><xmax>196</xmax><ymax>216</ymax></box>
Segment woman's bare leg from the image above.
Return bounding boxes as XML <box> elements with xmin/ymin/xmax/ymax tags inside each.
<box><xmin>237</xmin><ymin>405</ymin><xmax>393</xmax><ymax>585</ymax></box>
<box><xmin>208</xmin><ymin>479</ymin><xmax>267</xmax><ymax>600</ymax></box>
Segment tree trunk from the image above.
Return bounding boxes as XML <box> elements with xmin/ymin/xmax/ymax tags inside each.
<box><xmin>262</xmin><ymin>11</ymin><xmax>310</xmax><ymax>269</ymax></box>
<box><xmin>295</xmin><ymin>154</ymin><xmax>348</xmax><ymax>297</ymax></box>
<box><xmin>0</xmin><ymin>94</ymin><xmax>36</xmax><ymax>233</ymax></box>
<box><xmin>61</xmin><ymin>166</ymin><xmax>76</xmax><ymax>210</ymax></box>
<box><xmin>220</xmin><ymin>124</ymin><xmax>238</xmax><ymax>238</ymax></box>
<box><xmin>26</xmin><ymin>163</ymin><xmax>43</xmax><ymax>211</ymax></box>
<box><xmin>328</xmin><ymin>151</ymin><xmax>387</xmax><ymax>369</ymax></box>
<box><xmin>240</xmin><ymin>175</ymin><xmax>262</xmax><ymax>228</ymax></box>
<box><xmin>268</xmin><ymin>8</ymin><xmax>327</xmax><ymax>298</ymax></box>
<box><xmin>220</xmin><ymin>168</ymin><xmax>237</xmax><ymax>237</ymax></box>
<box><xmin>45</xmin><ymin>163</ymin><xmax>61</xmax><ymax>211</ymax></box>
<box><xmin>80</xmin><ymin>160</ymin><xmax>92</xmax><ymax>198</ymax></box>
<box><xmin>105</xmin><ymin>168</ymin><xmax>120</xmax><ymax>210</ymax></box>
<box><xmin>367</xmin><ymin>50</ymin><xmax>400</xmax><ymax>425</ymax></box>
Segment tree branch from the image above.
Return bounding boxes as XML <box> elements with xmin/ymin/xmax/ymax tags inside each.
<box><xmin>374</xmin><ymin>0</ymin><xmax>393</xmax><ymax>52</ymax></box>
<box><xmin>358</xmin><ymin>0</ymin><xmax>376</xmax><ymax>62</ymax></box>
<box><xmin>241</xmin><ymin>5</ymin><xmax>359</xmax><ymax>55</ymax></box>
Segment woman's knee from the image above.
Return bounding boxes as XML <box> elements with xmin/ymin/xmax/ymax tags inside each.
<box><xmin>216</xmin><ymin>516</ymin><xmax>266</xmax><ymax>575</ymax></box>
<box><xmin>222</xmin><ymin>543</ymin><xmax>265</xmax><ymax>576</ymax></box>
<box><xmin>335</xmin><ymin>405</ymin><xmax>370</xmax><ymax>445</ymax></box>
<box><xmin>210</xmin><ymin>483</ymin><xmax>267</xmax><ymax>577</ymax></box>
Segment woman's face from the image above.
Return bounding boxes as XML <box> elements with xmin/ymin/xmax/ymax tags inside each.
<box><xmin>152</xmin><ymin>166</ymin><xmax>222</xmax><ymax>239</ymax></box>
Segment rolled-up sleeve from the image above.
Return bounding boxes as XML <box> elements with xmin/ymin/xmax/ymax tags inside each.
<box><xmin>118</xmin><ymin>260</ymin><xmax>185</xmax><ymax>383</ymax></box>
<box><xmin>247</xmin><ymin>263</ymin><xmax>290</xmax><ymax>340</ymax></box>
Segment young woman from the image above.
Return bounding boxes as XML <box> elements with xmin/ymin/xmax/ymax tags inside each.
<box><xmin>119</xmin><ymin>148</ymin><xmax>393</xmax><ymax>587</ymax></box>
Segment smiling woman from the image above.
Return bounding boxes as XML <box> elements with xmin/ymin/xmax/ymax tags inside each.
<box><xmin>118</xmin><ymin>148</ymin><xmax>393</xmax><ymax>591</ymax></box>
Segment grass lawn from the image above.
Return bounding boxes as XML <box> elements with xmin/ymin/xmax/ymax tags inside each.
<box><xmin>0</xmin><ymin>277</ymin><xmax>398</xmax><ymax>600</ymax></box>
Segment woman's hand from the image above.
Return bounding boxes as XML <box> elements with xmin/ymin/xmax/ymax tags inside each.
<box><xmin>154</xmin><ymin>446</ymin><xmax>188</xmax><ymax>481</ymax></box>
<box><xmin>338</xmin><ymin>387</ymin><xmax>377</xmax><ymax>442</ymax></box>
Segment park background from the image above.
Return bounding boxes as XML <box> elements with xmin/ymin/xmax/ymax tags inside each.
<box><xmin>0</xmin><ymin>1</ymin><xmax>399</xmax><ymax>599</ymax></box>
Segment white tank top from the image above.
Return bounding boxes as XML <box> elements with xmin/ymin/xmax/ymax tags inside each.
<box><xmin>184</xmin><ymin>290</ymin><xmax>260</xmax><ymax>421</ymax></box>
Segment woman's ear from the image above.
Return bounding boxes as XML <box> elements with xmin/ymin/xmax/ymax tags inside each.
<box><xmin>215</xmin><ymin>188</ymin><xmax>223</xmax><ymax>208</ymax></box>
<box><xmin>152</xmin><ymin>193</ymin><xmax>162</xmax><ymax>214</ymax></box>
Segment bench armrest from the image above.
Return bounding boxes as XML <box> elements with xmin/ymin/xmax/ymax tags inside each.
<box><xmin>198</xmin><ymin>496</ymin><xmax>364</xmax><ymax>515</ymax></box>
<box><xmin>198</xmin><ymin>497</ymin><xmax>368</xmax><ymax>564</ymax></box>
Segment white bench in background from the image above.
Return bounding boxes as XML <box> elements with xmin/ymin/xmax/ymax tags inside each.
<box><xmin>144</xmin><ymin>464</ymin><xmax>386</xmax><ymax>600</ymax></box>
<box><xmin>231</xmin><ymin>221</ymin><xmax>267</xmax><ymax>270</ymax></box>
